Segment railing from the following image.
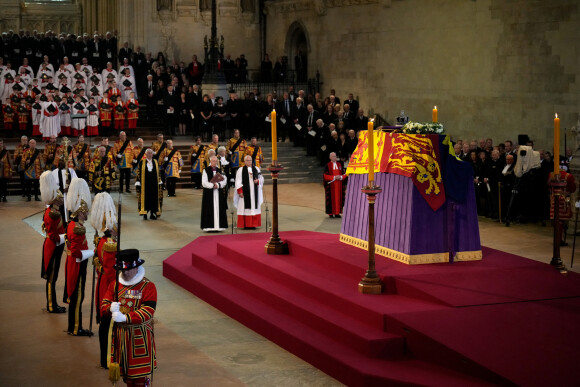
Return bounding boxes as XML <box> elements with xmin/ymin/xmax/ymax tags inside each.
<box><xmin>373</xmin><ymin>113</ymin><xmax>391</xmax><ymax>127</ymax></box>
<box><xmin>226</xmin><ymin>69</ymin><xmax>322</xmax><ymax>97</ymax></box>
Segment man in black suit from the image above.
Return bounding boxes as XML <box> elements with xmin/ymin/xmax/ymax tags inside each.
<box><xmin>342</xmin><ymin>103</ymin><xmax>354</xmax><ymax>130</ymax></box>
<box><xmin>223</xmin><ymin>54</ymin><xmax>235</xmax><ymax>83</ymax></box>
<box><xmin>354</xmin><ymin>108</ymin><xmax>369</xmax><ymax>132</ymax></box>
<box><xmin>118</xmin><ymin>42</ymin><xmax>132</xmax><ymax>65</ymax></box>
<box><xmin>163</xmin><ymin>84</ymin><xmax>178</xmax><ymax>136</ymax></box>
<box><xmin>89</xmin><ymin>34</ymin><xmax>104</xmax><ymax>69</ymax></box>
<box><xmin>293</xmin><ymin>97</ymin><xmax>307</xmax><ymax>147</ymax></box>
<box><xmin>344</xmin><ymin>93</ymin><xmax>359</xmax><ymax>115</ymax></box>
<box><xmin>145</xmin><ymin>74</ymin><xmax>156</xmax><ymax>120</ymax></box>
<box><xmin>276</xmin><ymin>92</ymin><xmax>294</xmax><ymax>143</ymax></box>
<box><xmin>305</xmin><ymin>105</ymin><xmax>320</xmax><ymax>157</ymax></box>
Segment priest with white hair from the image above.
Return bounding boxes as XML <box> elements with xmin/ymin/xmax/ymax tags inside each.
<box><xmin>234</xmin><ymin>155</ymin><xmax>264</xmax><ymax>229</ymax></box>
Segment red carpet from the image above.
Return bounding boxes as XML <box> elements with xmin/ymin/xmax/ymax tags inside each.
<box><xmin>163</xmin><ymin>231</ymin><xmax>580</xmax><ymax>386</ymax></box>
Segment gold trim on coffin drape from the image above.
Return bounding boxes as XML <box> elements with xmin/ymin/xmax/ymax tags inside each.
<box><xmin>339</xmin><ymin>234</ymin><xmax>482</xmax><ymax>265</ymax></box>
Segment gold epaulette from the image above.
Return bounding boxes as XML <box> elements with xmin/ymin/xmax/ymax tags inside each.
<box><xmin>73</xmin><ymin>224</ymin><xmax>86</xmax><ymax>235</ymax></box>
<box><xmin>48</xmin><ymin>208</ymin><xmax>61</xmax><ymax>219</ymax></box>
<box><xmin>103</xmin><ymin>239</ymin><xmax>117</xmax><ymax>252</ymax></box>
<box><xmin>93</xmin><ymin>235</ymin><xmax>102</xmax><ymax>247</ymax></box>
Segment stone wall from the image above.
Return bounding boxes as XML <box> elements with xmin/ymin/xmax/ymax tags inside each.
<box><xmin>265</xmin><ymin>0</ymin><xmax>580</xmax><ymax>151</ymax></box>
<box><xmin>117</xmin><ymin>0</ymin><xmax>261</xmax><ymax>71</ymax></box>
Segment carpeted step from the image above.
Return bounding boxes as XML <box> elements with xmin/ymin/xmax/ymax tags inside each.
<box><xmin>193</xmin><ymin>243</ymin><xmax>404</xmax><ymax>359</ymax></box>
<box><xmin>163</xmin><ymin>252</ymin><xmax>494</xmax><ymax>387</ymax></box>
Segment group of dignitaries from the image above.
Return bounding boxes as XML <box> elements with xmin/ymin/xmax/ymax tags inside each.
<box><xmin>0</xmin><ymin>128</ymin><xmax>268</xmax><ymax>228</ymax></box>
<box><xmin>39</xmin><ymin>169</ymin><xmax>156</xmax><ymax>386</ymax></box>
<box><xmin>0</xmin><ymin>57</ymin><xmax>140</xmax><ymax>139</ymax></box>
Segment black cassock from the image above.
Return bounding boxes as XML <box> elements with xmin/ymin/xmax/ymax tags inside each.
<box><xmin>137</xmin><ymin>159</ymin><xmax>163</xmax><ymax>216</ymax></box>
<box><xmin>200</xmin><ymin>166</ymin><xmax>228</xmax><ymax>231</ymax></box>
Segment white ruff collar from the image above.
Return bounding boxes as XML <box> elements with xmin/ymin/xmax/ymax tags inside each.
<box><xmin>119</xmin><ymin>265</ymin><xmax>145</xmax><ymax>286</ymax></box>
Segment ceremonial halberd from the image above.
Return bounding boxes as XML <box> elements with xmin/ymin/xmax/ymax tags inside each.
<box><xmin>340</xmin><ymin>131</ymin><xmax>482</xmax><ymax>264</ymax></box>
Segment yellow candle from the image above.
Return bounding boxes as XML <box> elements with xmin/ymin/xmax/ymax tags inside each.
<box><xmin>271</xmin><ymin>109</ymin><xmax>277</xmax><ymax>162</ymax></box>
<box><xmin>432</xmin><ymin>106</ymin><xmax>438</xmax><ymax>123</ymax></box>
<box><xmin>368</xmin><ymin>120</ymin><xmax>374</xmax><ymax>184</ymax></box>
<box><xmin>554</xmin><ymin>113</ymin><xmax>560</xmax><ymax>175</ymax></box>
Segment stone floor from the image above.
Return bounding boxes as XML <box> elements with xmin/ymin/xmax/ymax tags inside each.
<box><xmin>0</xmin><ymin>183</ymin><xmax>577</xmax><ymax>386</ymax></box>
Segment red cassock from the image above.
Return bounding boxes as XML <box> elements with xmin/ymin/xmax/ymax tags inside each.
<box><xmin>323</xmin><ymin>161</ymin><xmax>348</xmax><ymax>215</ymax></box>
<box><xmin>101</xmin><ymin>277</ymin><xmax>157</xmax><ymax>380</ymax></box>
<box><xmin>64</xmin><ymin>220</ymin><xmax>88</xmax><ymax>303</ymax></box>
<box><xmin>42</xmin><ymin>206</ymin><xmax>65</xmax><ymax>278</ymax></box>
<box><xmin>94</xmin><ymin>237</ymin><xmax>117</xmax><ymax>323</ymax></box>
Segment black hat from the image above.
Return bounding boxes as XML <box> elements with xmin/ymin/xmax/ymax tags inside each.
<box><xmin>115</xmin><ymin>249</ymin><xmax>145</xmax><ymax>270</ymax></box>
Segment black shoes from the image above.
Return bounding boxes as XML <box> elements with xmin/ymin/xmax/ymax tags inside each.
<box><xmin>1</xmin><ymin>196</ymin><xmax>6</xmax><ymax>202</ymax></box>
<box><xmin>150</xmin><ymin>213</ymin><xmax>157</xmax><ymax>220</ymax></box>
<box><xmin>143</xmin><ymin>214</ymin><xmax>147</xmax><ymax>220</ymax></box>
<box><xmin>48</xmin><ymin>305</ymin><xmax>66</xmax><ymax>313</ymax></box>
<box><xmin>26</xmin><ymin>196</ymin><xmax>31</xmax><ymax>202</ymax></box>
<box><xmin>35</xmin><ymin>196</ymin><xmax>41</xmax><ymax>202</ymax></box>
<box><xmin>68</xmin><ymin>328</ymin><xmax>92</xmax><ymax>337</ymax></box>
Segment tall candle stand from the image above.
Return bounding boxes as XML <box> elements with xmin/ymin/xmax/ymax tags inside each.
<box><xmin>265</xmin><ymin>162</ymin><xmax>289</xmax><ymax>254</ymax></box>
<box><xmin>358</xmin><ymin>184</ymin><xmax>385</xmax><ymax>294</ymax></box>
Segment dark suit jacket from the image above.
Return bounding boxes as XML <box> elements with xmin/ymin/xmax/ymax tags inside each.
<box><xmin>354</xmin><ymin>115</ymin><xmax>369</xmax><ymax>131</ymax></box>
<box><xmin>344</xmin><ymin>99</ymin><xmax>359</xmax><ymax>113</ymax></box>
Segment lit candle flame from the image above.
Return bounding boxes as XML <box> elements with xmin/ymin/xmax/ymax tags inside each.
<box><xmin>555</xmin><ymin>113</ymin><xmax>558</xmax><ymax>118</ymax></box>
<box><xmin>434</xmin><ymin>106</ymin><xmax>437</xmax><ymax>110</ymax></box>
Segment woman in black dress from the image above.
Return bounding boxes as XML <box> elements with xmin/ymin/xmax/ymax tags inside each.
<box><xmin>177</xmin><ymin>92</ymin><xmax>189</xmax><ymax>136</ymax></box>
<box><xmin>199</xmin><ymin>94</ymin><xmax>214</xmax><ymax>141</ymax></box>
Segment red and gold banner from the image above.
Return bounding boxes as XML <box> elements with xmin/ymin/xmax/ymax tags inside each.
<box><xmin>347</xmin><ymin>132</ymin><xmax>446</xmax><ymax>211</ymax></box>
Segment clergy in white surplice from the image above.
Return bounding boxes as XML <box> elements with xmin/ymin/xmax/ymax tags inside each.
<box><xmin>201</xmin><ymin>155</ymin><xmax>228</xmax><ymax>232</ymax></box>
<box><xmin>234</xmin><ymin>155</ymin><xmax>264</xmax><ymax>229</ymax></box>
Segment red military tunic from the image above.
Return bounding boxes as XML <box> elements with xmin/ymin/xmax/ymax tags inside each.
<box><xmin>94</xmin><ymin>236</ymin><xmax>117</xmax><ymax>322</ymax></box>
<box><xmin>64</xmin><ymin>220</ymin><xmax>88</xmax><ymax>303</ymax></box>
<box><xmin>42</xmin><ymin>206</ymin><xmax>65</xmax><ymax>277</ymax></box>
<box><xmin>101</xmin><ymin>270</ymin><xmax>157</xmax><ymax>380</ymax></box>
<box><xmin>323</xmin><ymin>161</ymin><xmax>347</xmax><ymax>216</ymax></box>
<box><xmin>549</xmin><ymin>170</ymin><xmax>577</xmax><ymax>220</ymax></box>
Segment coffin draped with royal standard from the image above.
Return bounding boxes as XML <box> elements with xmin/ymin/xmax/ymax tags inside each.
<box><xmin>340</xmin><ymin>131</ymin><xmax>482</xmax><ymax>264</ymax></box>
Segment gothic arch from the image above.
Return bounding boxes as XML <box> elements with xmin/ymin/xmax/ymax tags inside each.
<box><xmin>285</xmin><ymin>21</ymin><xmax>310</xmax><ymax>75</ymax></box>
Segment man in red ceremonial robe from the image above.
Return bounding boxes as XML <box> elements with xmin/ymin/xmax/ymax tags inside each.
<box><xmin>63</xmin><ymin>178</ymin><xmax>94</xmax><ymax>336</ymax></box>
<box><xmin>40</xmin><ymin>171</ymin><xmax>66</xmax><ymax>313</ymax></box>
<box><xmin>102</xmin><ymin>249</ymin><xmax>157</xmax><ymax>387</ymax></box>
<box><xmin>323</xmin><ymin>152</ymin><xmax>348</xmax><ymax>218</ymax></box>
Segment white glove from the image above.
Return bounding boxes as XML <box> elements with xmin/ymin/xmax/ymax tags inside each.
<box><xmin>178</xmin><ymin>170</ymin><xmax>181</xmax><ymax>174</ymax></box>
<box><xmin>80</xmin><ymin>249</ymin><xmax>94</xmax><ymax>262</ymax></box>
<box><xmin>117</xmin><ymin>154</ymin><xmax>122</xmax><ymax>158</ymax></box>
<box><xmin>110</xmin><ymin>302</ymin><xmax>120</xmax><ymax>313</ymax></box>
<box><xmin>112</xmin><ymin>311</ymin><xmax>127</xmax><ymax>323</ymax></box>
<box><xmin>58</xmin><ymin>234</ymin><xmax>65</xmax><ymax>246</ymax></box>
<box><xmin>135</xmin><ymin>181</ymin><xmax>141</xmax><ymax>186</ymax></box>
<box><xmin>132</xmin><ymin>159</ymin><xmax>137</xmax><ymax>164</ymax></box>
<box><xmin>164</xmin><ymin>157</ymin><xmax>168</xmax><ymax>161</ymax></box>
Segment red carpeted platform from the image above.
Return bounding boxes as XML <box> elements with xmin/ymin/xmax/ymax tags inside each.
<box><xmin>163</xmin><ymin>231</ymin><xmax>580</xmax><ymax>386</ymax></box>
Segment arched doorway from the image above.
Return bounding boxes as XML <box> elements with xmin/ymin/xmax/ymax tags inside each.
<box><xmin>285</xmin><ymin>21</ymin><xmax>310</xmax><ymax>83</ymax></box>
